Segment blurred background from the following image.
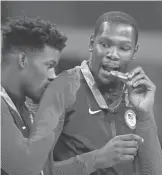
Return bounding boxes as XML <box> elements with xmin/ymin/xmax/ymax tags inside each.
<box><xmin>1</xmin><ymin>1</ymin><xmax>162</xmax><ymax>145</ymax></box>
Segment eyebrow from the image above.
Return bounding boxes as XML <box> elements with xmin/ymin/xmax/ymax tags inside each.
<box><xmin>100</xmin><ymin>36</ymin><xmax>132</xmax><ymax>45</ymax></box>
<box><xmin>44</xmin><ymin>60</ymin><xmax>57</xmax><ymax>66</ymax></box>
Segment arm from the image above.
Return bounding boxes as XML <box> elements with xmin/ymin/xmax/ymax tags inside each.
<box><xmin>52</xmin><ymin>151</ymin><xmax>97</xmax><ymax>175</ymax></box>
<box><xmin>1</xmin><ymin>71</ymin><xmax>98</xmax><ymax>175</ymax></box>
<box><xmin>134</xmin><ymin>113</ymin><xmax>162</xmax><ymax>175</ymax></box>
<box><xmin>1</xmin><ymin>87</ymin><xmax>64</xmax><ymax>175</ymax></box>
<box><xmin>31</xmin><ymin>70</ymin><xmax>98</xmax><ymax>175</ymax></box>
<box><xmin>125</xmin><ymin>66</ymin><xmax>162</xmax><ymax>175</ymax></box>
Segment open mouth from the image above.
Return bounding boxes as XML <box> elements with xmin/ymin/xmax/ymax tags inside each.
<box><xmin>101</xmin><ymin>63</ymin><xmax>129</xmax><ymax>80</ymax></box>
<box><xmin>102</xmin><ymin>64</ymin><xmax>120</xmax><ymax>72</ymax></box>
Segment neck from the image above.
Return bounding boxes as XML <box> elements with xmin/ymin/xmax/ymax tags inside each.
<box><xmin>98</xmin><ymin>81</ymin><xmax>124</xmax><ymax>105</ymax></box>
<box><xmin>1</xmin><ymin>70</ymin><xmax>25</xmax><ymax>110</ymax></box>
<box><xmin>98</xmin><ymin>80</ymin><xmax>123</xmax><ymax>94</ymax></box>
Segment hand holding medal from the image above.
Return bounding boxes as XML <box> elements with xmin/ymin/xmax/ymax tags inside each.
<box><xmin>110</xmin><ymin>67</ymin><xmax>156</xmax><ymax>121</ymax></box>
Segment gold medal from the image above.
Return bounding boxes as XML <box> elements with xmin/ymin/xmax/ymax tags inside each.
<box><xmin>124</xmin><ymin>109</ymin><xmax>136</xmax><ymax>129</ymax></box>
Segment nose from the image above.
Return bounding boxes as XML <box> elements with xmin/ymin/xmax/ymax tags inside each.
<box><xmin>106</xmin><ymin>47</ymin><xmax>120</xmax><ymax>61</ymax></box>
<box><xmin>48</xmin><ymin>68</ymin><xmax>56</xmax><ymax>82</ymax></box>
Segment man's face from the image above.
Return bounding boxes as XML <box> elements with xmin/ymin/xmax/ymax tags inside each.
<box><xmin>89</xmin><ymin>21</ymin><xmax>138</xmax><ymax>85</ymax></box>
<box><xmin>22</xmin><ymin>46</ymin><xmax>61</xmax><ymax>103</ymax></box>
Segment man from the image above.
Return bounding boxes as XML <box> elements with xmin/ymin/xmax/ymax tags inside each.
<box><xmin>1</xmin><ymin>17</ymin><xmax>134</xmax><ymax>175</ymax></box>
<box><xmin>52</xmin><ymin>11</ymin><xmax>162</xmax><ymax>174</ymax></box>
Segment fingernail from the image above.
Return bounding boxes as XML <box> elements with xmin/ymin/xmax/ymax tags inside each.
<box><xmin>129</xmin><ymin>81</ymin><xmax>133</xmax><ymax>86</ymax></box>
<box><xmin>132</xmin><ymin>82</ymin><xmax>136</xmax><ymax>87</ymax></box>
<box><xmin>128</xmin><ymin>73</ymin><xmax>132</xmax><ymax>79</ymax></box>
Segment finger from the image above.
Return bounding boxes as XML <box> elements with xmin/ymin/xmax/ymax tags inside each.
<box><xmin>132</xmin><ymin>79</ymin><xmax>154</xmax><ymax>90</ymax></box>
<box><xmin>116</xmin><ymin>134</ymin><xmax>144</xmax><ymax>143</ymax></box>
<box><xmin>121</xmin><ymin>141</ymin><xmax>138</xmax><ymax>149</ymax></box>
<box><xmin>125</xmin><ymin>80</ymin><xmax>133</xmax><ymax>94</ymax></box>
<box><xmin>121</xmin><ymin>155</ymin><xmax>135</xmax><ymax>162</ymax></box>
<box><xmin>122</xmin><ymin>148</ymin><xmax>137</xmax><ymax>156</ymax></box>
<box><xmin>128</xmin><ymin>67</ymin><xmax>145</xmax><ymax>79</ymax></box>
<box><xmin>129</xmin><ymin>73</ymin><xmax>146</xmax><ymax>86</ymax></box>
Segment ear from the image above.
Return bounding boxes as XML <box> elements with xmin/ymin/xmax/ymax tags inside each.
<box><xmin>89</xmin><ymin>34</ymin><xmax>95</xmax><ymax>52</ymax></box>
<box><xmin>132</xmin><ymin>43</ymin><xmax>139</xmax><ymax>60</ymax></box>
<box><xmin>18</xmin><ymin>52</ymin><xmax>28</xmax><ymax>68</ymax></box>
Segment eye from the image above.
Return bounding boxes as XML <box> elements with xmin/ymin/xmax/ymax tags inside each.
<box><xmin>120</xmin><ymin>45</ymin><xmax>132</xmax><ymax>51</ymax></box>
<box><xmin>100</xmin><ymin>42</ymin><xmax>109</xmax><ymax>48</ymax></box>
<box><xmin>121</xmin><ymin>47</ymin><xmax>127</xmax><ymax>51</ymax></box>
<box><xmin>47</xmin><ymin>64</ymin><xmax>54</xmax><ymax>69</ymax></box>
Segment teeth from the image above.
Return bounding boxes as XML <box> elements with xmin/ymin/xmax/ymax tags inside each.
<box><xmin>110</xmin><ymin>71</ymin><xmax>128</xmax><ymax>80</ymax></box>
<box><xmin>102</xmin><ymin>66</ymin><xmax>119</xmax><ymax>72</ymax></box>
<box><xmin>108</xmin><ymin>65</ymin><xmax>120</xmax><ymax>68</ymax></box>
<box><xmin>102</xmin><ymin>64</ymin><xmax>120</xmax><ymax>72</ymax></box>
<box><xmin>106</xmin><ymin>63</ymin><xmax>120</xmax><ymax>68</ymax></box>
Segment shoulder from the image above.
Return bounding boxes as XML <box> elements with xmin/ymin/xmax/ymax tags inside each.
<box><xmin>58</xmin><ymin>66</ymin><xmax>82</xmax><ymax>82</ymax></box>
<box><xmin>41</xmin><ymin>66</ymin><xmax>82</xmax><ymax>109</ymax></box>
<box><xmin>66</xmin><ymin>66</ymin><xmax>81</xmax><ymax>77</ymax></box>
<box><xmin>53</xmin><ymin>66</ymin><xmax>82</xmax><ymax>93</ymax></box>
<box><xmin>1</xmin><ymin>97</ymin><xmax>14</xmax><ymax>125</ymax></box>
<box><xmin>1</xmin><ymin>97</ymin><xmax>10</xmax><ymax>114</ymax></box>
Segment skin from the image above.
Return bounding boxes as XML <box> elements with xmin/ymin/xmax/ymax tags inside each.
<box><xmin>89</xmin><ymin>21</ymin><xmax>138</xmax><ymax>87</ymax></box>
<box><xmin>1</xmin><ymin>45</ymin><xmax>61</xmax><ymax>110</ymax></box>
<box><xmin>88</xmin><ymin>20</ymin><xmax>156</xmax><ymax>120</ymax></box>
<box><xmin>87</xmin><ymin>20</ymin><xmax>157</xmax><ymax>168</ymax></box>
<box><xmin>126</xmin><ymin>66</ymin><xmax>156</xmax><ymax>120</ymax></box>
<box><xmin>2</xmin><ymin>20</ymin><xmax>156</xmax><ymax>171</ymax></box>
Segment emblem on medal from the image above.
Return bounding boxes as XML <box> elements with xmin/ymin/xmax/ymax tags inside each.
<box><xmin>124</xmin><ymin>109</ymin><xmax>136</xmax><ymax>129</ymax></box>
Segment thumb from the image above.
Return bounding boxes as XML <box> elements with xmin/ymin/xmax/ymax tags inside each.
<box><xmin>125</xmin><ymin>80</ymin><xmax>133</xmax><ymax>94</ymax></box>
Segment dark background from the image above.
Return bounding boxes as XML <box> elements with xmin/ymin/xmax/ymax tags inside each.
<box><xmin>1</xmin><ymin>1</ymin><xmax>162</xmax><ymax>145</ymax></box>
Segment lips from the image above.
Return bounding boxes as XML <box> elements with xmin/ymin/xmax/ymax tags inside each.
<box><xmin>102</xmin><ymin>63</ymin><xmax>120</xmax><ymax>72</ymax></box>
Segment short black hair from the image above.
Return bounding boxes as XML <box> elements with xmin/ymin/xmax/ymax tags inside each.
<box><xmin>2</xmin><ymin>17</ymin><xmax>67</xmax><ymax>56</ymax></box>
<box><xmin>94</xmin><ymin>11</ymin><xmax>139</xmax><ymax>44</ymax></box>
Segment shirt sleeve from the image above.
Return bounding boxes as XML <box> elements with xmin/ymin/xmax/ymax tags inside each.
<box><xmin>134</xmin><ymin>116</ymin><xmax>162</xmax><ymax>175</ymax></box>
<box><xmin>51</xmin><ymin>150</ymin><xmax>98</xmax><ymax>175</ymax></box>
<box><xmin>1</xmin><ymin>70</ymin><xmax>98</xmax><ymax>175</ymax></box>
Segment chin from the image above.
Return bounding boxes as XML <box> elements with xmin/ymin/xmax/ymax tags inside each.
<box><xmin>28</xmin><ymin>91</ymin><xmax>42</xmax><ymax>104</ymax></box>
<box><xmin>29</xmin><ymin>96</ymin><xmax>40</xmax><ymax>104</ymax></box>
<box><xmin>97</xmin><ymin>76</ymin><xmax>113</xmax><ymax>85</ymax></box>
<box><xmin>35</xmin><ymin>87</ymin><xmax>48</xmax><ymax>102</ymax></box>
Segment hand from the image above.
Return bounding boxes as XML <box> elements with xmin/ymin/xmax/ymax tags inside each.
<box><xmin>94</xmin><ymin>134</ymin><xmax>143</xmax><ymax>169</ymax></box>
<box><xmin>126</xmin><ymin>67</ymin><xmax>156</xmax><ymax>116</ymax></box>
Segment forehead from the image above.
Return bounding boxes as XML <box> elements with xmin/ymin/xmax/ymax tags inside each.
<box><xmin>96</xmin><ymin>21</ymin><xmax>136</xmax><ymax>44</ymax></box>
<box><xmin>31</xmin><ymin>45</ymin><xmax>61</xmax><ymax>63</ymax></box>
